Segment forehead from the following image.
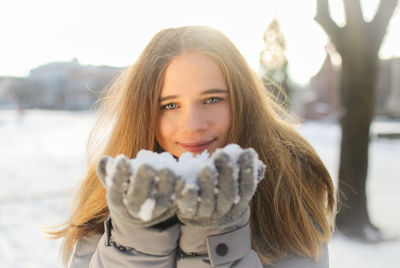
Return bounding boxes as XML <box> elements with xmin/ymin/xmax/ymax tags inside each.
<box><xmin>161</xmin><ymin>52</ymin><xmax>227</xmax><ymax>96</ymax></box>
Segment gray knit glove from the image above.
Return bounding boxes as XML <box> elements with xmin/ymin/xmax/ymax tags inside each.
<box><xmin>176</xmin><ymin>145</ymin><xmax>265</xmax><ymax>227</ymax></box>
<box><xmin>97</xmin><ymin>154</ymin><xmax>184</xmax><ymax>227</ymax></box>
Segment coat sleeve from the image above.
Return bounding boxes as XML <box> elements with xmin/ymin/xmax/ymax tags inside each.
<box><xmin>69</xmin><ymin>217</ymin><xmax>180</xmax><ymax>268</ymax></box>
<box><xmin>177</xmin><ymin>209</ymin><xmax>263</xmax><ymax>268</ymax></box>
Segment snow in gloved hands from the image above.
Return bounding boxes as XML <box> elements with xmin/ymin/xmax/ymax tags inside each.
<box><xmin>101</xmin><ymin>144</ymin><xmax>265</xmax><ymax>223</ymax></box>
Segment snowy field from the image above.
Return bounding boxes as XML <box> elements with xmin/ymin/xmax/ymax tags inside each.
<box><xmin>0</xmin><ymin>109</ymin><xmax>399</xmax><ymax>268</ymax></box>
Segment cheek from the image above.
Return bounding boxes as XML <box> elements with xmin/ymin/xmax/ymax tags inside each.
<box><xmin>211</xmin><ymin>104</ymin><xmax>231</xmax><ymax>136</ymax></box>
<box><xmin>156</xmin><ymin>113</ymin><xmax>176</xmax><ymax>144</ymax></box>
<box><xmin>223</xmin><ymin>113</ymin><xmax>232</xmax><ymax>138</ymax></box>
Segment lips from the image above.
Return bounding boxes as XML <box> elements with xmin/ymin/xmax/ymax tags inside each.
<box><xmin>179</xmin><ymin>139</ymin><xmax>216</xmax><ymax>153</ymax></box>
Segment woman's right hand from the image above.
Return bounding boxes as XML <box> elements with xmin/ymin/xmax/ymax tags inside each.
<box><xmin>96</xmin><ymin>155</ymin><xmax>183</xmax><ymax>227</ymax></box>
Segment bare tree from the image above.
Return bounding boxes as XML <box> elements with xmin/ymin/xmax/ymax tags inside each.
<box><xmin>315</xmin><ymin>0</ymin><xmax>398</xmax><ymax>240</ymax></box>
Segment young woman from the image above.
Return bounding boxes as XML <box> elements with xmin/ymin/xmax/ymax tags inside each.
<box><xmin>47</xmin><ymin>25</ymin><xmax>335</xmax><ymax>267</ymax></box>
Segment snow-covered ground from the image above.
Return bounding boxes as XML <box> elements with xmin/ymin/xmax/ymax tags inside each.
<box><xmin>0</xmin><ymin>109</ymin><xmax>399</xmax><ymax>267</ymax></box>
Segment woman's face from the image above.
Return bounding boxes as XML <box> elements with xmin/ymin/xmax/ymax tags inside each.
<box><xmin>156</xmin><ymin>52</ymin><xmax>231</xmax><ymax>157</ymax></box>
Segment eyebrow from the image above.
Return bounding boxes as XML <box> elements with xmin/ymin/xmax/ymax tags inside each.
<box><xmin>158</xmin><ymin>89</ymin><xmax>228</xmax><ymax>102</ymax></box>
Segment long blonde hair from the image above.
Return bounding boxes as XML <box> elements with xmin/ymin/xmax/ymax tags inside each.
<box><xmin>47</xmin><ymin>26</ymin><xmax>335</xmax><ymax>266</ymax></box>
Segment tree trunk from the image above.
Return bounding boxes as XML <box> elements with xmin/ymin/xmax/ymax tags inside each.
<box><xmin>335</xmin><ymin>50</ymin><xmax>379</xmax><ymax>239</ymax></box>
<box><xmin>315</xmin><ymin>0</ymin><xmax>398</xmax><ymax>241</ymax></box>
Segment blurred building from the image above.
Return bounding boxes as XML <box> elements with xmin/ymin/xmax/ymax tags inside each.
<box><xmin>0</xmin><ymin>58</ymin><xmax>122</xmax><ymax>110</ymax></box>
<box><xmin>303</xmin><ymin>56</ymin><xmax>340</xmax><ymax>120</ymax></box>
<box><xmin>303</xmin><ymin>56</ymin><xmax>400</xmax><ymax>120</ymax></box>
<box><xmin>376</xmin><ymin>58</ymin><xmax>400</xmax><ymax>117</ymax></box>
<box><xmin>0</xmin><ymin>77</ymin><xmax>24</xmax><ymax>109</ymax></box>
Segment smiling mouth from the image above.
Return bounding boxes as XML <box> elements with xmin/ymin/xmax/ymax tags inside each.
<box><xmin>179</xmin><ymin>139</ymin><xmax>216</xmax><ymax>153</ymax></box>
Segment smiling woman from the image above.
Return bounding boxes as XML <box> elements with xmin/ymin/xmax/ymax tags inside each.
<box><xmin>45</xmin><ymin>25</ymin><xmax>335</xmax><ymax>268</ymax></box>
<box><xmin>156</xmin><ymin>52</ymin><xmax>231</xmax><ymax>157</ymax></box>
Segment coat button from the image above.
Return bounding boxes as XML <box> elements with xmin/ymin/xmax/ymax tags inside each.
<box><xmin>216</xmin><ymin>243</ymin><xmax>228</xmax><ymax>256</ymax></box>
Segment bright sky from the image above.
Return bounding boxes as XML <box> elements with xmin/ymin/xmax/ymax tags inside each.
<box><xmin>1</xmin><ymin>0</ymin><xmax>399</xmax><ymax>84</ymax></box>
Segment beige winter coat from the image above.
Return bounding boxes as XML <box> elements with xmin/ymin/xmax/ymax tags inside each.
<box><xmin>69</xmin><ymin>209</ymin><xmax>329</xmax><ymax>268</ymax></box>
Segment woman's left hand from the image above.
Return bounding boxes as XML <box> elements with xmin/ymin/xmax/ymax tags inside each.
<box><xmin>176</xmin><ymin>147</ymin><xmax>265</xmax><ymax>227</ymax></box>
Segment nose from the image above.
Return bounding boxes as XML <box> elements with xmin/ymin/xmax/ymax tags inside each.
<box><xmin>180</xmin><ymin>105</ymin><xmax>208</xmax><ymax>133</ymax></box>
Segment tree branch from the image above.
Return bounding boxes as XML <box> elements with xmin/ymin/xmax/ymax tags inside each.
<box><xmin>369</xmin><ymin>0</ymin><xmax>398</xmax><ymax>52</ymax></box>
<box><xmin>315</xmin><ymin>0</ymin><xmax>342</xmax><ymax>50</ymax></box>
<box><xmin>343</xmin><ymin>0</ymin><xmax>364</xmax><ymax>25</ymax></box>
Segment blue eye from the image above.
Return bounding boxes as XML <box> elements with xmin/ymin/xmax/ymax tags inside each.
<box><xmin>205</xmin><ymin>97</ymin><xmax>221</xmax><ymax>104</ymax></box>
<box><xmin>163</xmin><ymin>103</ymin><xmax>177</xmax><ymax>110</ymax></box>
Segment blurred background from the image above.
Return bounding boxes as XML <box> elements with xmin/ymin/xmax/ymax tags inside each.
<box><xmin>0</xmin><ymin>0</ymin><xmax>399</xmax><ymax>267</ymax></box>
